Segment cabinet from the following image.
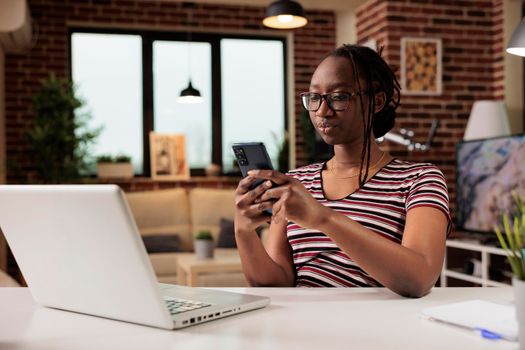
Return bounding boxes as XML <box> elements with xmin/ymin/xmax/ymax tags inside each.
<box><xmin>440</xmin><ymin>239</ymin><xmax>509</xmax><ymax>287</ymax></box>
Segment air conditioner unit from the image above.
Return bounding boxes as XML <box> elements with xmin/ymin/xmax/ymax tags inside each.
<box><xmin>0</xmin><ymin>0</ymin><xmax>33</xmax><ymax>53</ymax></box>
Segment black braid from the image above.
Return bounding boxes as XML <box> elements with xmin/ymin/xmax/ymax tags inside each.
<box><xmin>326</xmin><ymin>44</ymin><xmax>401</xmax><ymax>187</ymax></box>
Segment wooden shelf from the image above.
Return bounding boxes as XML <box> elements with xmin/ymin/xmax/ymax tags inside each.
<box><xmin>440</xmin><ymin>238</ymin><xmax>510</xmax><ymax>287</ymax></box>
<box><xmin>95</xmin><ymin>176</ymin><xmax>241</xmax><ymax>192</ymax></box>
<box><xmin>442</xmin><ymin>269</ymin><xmax>508</xmax><ymax>287</ymax></box>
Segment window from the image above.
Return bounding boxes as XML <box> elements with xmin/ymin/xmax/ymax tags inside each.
<box><xmin>71</xmin><ymin>33</ymin><xmax>143</xmax><ymax>173</ymax></box>
<box><xmin>70</xmin><ymin>29</ymin><xmax>287</xmax><ymax>176</ymax></box>
<box><xmin>221</xmin><ymin>39</ymin><xmax>285</xmax><ymax>172</ymax></box>
<box><xmin>153</xmin><ymin>41</ymin><xmax>212</xmax><ymax>169</ymax></box>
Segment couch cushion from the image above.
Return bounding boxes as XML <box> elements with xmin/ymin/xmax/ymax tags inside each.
<box><xmin>217</xmin><ymin>218</ymin><xmax>265</xmax><ymax>248</ymax></box>
<box><xmin>189</xmin><ymin>188</ymin><xmax>235</xmax><ymax>241</ymax></box>
<box><xmin>142</xmin><ymin>234</ymin><xmax>182</xmax><ymax>253</ymax></box>
<box><xmin>216</xmin><ymin>218</ymin><xmax>236</xmax><ymax>248</ymax></box>
<box><xmin>126</xmin><ymin>189</ymin><xmax>193</xmax><ymax>251</ymax></box>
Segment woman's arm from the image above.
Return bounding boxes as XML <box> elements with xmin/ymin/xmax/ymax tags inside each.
<box><xmin>234</xmin><ymin>175</ymin><xmax>295</xmax><ymax>287</ymax></box>
<box><xmin>254</xmin><ymin>169</ymin><xmax>448</xmax><ymax>297</ymax></box>
<box><xmin>317</xmin><ymin>206</ymin><xmax>447</xmax><ymax>297</ymax></box>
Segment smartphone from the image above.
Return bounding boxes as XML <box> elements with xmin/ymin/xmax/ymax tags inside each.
<box><xmin>232</xmin><ymin>142</ymin><xmax>274</xmax><ymax>215</ymax></box>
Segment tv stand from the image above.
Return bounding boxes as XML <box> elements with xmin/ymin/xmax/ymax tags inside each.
<box><xmin>440</xmin><ymin>237</ymin><xmax>509</xmax><ymax>287</ymax></box>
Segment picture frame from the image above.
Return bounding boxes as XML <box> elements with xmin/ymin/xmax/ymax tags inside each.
<box><xmin>149</xmin><ymin>132</ymin><xmax>190</xmax><ymax>180</ymax></box>
<box><xmin>400</xmin><ymin>37</ymin><xmax>442</xmax><ymax>96</ymax></box>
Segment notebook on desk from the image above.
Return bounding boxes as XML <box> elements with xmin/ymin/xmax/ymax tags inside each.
<box><xmin>421</xmin><ymin>300</ymin><xmax>517</xmax><ymax>341</ymax></box>
<box><xmin>0</xmin><ymin>185</ymin><xmax>269</xmax><ymax>329</ymax></box>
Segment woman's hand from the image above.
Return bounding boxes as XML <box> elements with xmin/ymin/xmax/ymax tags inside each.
<box><xmin>234</xmin><ymin>175</ymin><xmax>274</xmax><ymax>235</ymax></box>
<box><xmin>250</xmin><ymin>170</ymin><xmax>331</xmax><ymax>229</ymax></box>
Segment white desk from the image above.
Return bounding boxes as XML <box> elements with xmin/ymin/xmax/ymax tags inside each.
<box><xmin>0</xmin><ymin>287</ymin><xmax>516</xmax><ymax>350</ymax></box>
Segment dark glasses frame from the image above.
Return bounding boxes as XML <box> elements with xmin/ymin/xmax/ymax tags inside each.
<box><xmin>300</xmin><ymin>91</ymin><xmax>365</xmax><ymax>112</ymax></box>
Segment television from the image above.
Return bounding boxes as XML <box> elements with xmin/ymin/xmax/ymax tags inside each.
<box><xmin>456</xmin><ymin>134</ymin><xmax>525</xmax><ymax>234</ymax></box>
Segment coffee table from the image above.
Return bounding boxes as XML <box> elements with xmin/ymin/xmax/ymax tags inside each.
<box><xmin>176</xmin><ymin>248</ymin><xmax>245</xmax><ymax>287</ymax></box>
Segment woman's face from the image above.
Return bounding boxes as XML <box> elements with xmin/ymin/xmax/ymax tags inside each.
<box><xmin>308</xmin><ymin>56</ymin><xmax>368</xmax><ymax>147</ymax></box>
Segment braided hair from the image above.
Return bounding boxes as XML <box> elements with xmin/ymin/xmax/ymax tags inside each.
<box><xmin>326</xmin><ymin>44</ymin><xmax>401</xmax><ymax>187</ymax></box>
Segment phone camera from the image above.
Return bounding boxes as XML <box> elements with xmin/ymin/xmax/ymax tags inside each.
<box><xmin>233</xmin><ymin>147</ymin><xmax>249</xmax><ymax>166</ymax></box>
<box><xmin>233</xmin><ymin>148</ymin><xmax>246</xmax><ymax>158</ymax></box>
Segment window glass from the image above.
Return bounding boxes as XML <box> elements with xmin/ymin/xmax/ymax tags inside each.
<box><xmin>221</xmin><ymin>39</ymin><xmax>285</xmax><ymax>172</ymax></box>
<box><xmin>71</xmin><ymin>33</ymin><xmax>143</xmax><ymax>173</ymax></box>
<box><xmin>153</xmin><ymin>41</ymin><xmax>212</xmax><ymax>169</ymax></box>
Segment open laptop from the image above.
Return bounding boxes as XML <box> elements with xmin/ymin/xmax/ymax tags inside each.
<box><xmin>0</xmin><ymin>185</ymin><xmax>269</xmax><ymax>329</ymax></box>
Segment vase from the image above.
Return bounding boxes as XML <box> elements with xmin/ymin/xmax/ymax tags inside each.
<box><xmin>194</xmin><ymin>240</ymin><xmax>214</xmax><ymax>260</ymax></box>
<box><xmin>514</xmin><ymin>277</ymin><xmax>525</xmax><ymax>347</ymax></box>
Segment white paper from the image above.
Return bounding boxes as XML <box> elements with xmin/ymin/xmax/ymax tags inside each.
<box><xmin>421</xmin><ymin>300</ymin><xmax>518</xmax><ymax>341</ymax></box>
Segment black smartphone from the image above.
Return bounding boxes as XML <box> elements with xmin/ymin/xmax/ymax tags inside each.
<box><xmin>232</xmin><ymin>142</ymin><xmax>274</xmax><ymax>214</ymax></box>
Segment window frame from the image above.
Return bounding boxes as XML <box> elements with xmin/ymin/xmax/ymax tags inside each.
<box><xmin>68</xmin><ymin>27</ymin><xmax>288</xmax><ymax>176</ymax></box>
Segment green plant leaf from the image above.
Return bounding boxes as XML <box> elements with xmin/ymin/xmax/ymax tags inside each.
<box><xmin>511</xmin><ymin>217</ymin><xmax>523</xmax><ymax>264</ymax></box>
<box><xmin>503</xmin><ymin>215</ymin><xmax>516</xmax><ymax>253</ymax></box>
<box><xmin>515</xmin><ymin>215</ymin><xmax>523</xmax><ymax>252</ymax></box>
<box><xmin>195</xmin><ymin>230</ymin><xmax>213</xmax><ymax>240</ymax></box>
<box><xmin>495</xmin><ymin>195</ymin><xmax>525</xmax><ymax>280</ymax></box>
<box><xmin>27</xmin><ymin>74</ymin><xmax>101</xmax><ymax>183</ymax></box>
<box><xmin>495</xmin><ymin>226</ymin><xmax>512</xmax><ymax>256</ymax></box>
<box><xmin>495</xmin><ymin>225</ymin><xmax>523</xmax><ymax>278</ymax></box>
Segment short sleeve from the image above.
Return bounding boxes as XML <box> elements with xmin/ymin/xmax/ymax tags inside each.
<box><xmin>406</xmin><ymin>165</ymin><xmax>451</xmax><ymax>234</ymax></box>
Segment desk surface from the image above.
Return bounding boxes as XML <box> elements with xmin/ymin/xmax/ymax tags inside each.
<box><xmin>0</xmin><ymin>287</ymin><xmax>516</xmax><ymax>350</ymax></box>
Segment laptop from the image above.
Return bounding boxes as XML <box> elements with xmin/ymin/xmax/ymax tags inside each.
<box><xmin>0</xmin><ymin>185</ymin><xmax>269</xmax><ymax>329</ymax></box>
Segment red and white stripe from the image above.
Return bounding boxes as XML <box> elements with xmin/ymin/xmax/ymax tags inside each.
<box><xmin>286</xmin><ymin>159</ymin><xmax>450</xmax><ymax>288</ymax></box>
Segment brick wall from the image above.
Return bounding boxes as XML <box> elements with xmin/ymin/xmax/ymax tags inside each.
<box><xmin>5</xmin><ymin>0</ymin><xmax>508</xmax><ymax>217</ymax></box>
<box><xmin>4</xmin><ymin>0</ymin><xmax>335</xmax><ymax>183</ymax></box>
<box><xmin>356</xmin><ymin>0</ymin><xmax>505</xmax><ymax>221</ymax></box>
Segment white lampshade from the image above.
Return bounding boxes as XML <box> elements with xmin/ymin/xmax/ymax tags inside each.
<box><xmin>507</xmin><ymin>17</ymin><xmax>525</xmax><ymax>57</ymax></box>
<box><xmin>463</xmin><ymin>100</ymin><xmax>511</xmax><ymax>141</ymax></box>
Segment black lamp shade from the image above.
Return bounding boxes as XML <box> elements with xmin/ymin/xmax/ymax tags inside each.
<box><xmin>177</xmin><ymin>80</ymin><xmax>203</xmax><ymax>104</ymax></box>
<box><xmin>263</xmin><ymin>0</ymin><xmax>307</xmax><ymax>29</ymax></box>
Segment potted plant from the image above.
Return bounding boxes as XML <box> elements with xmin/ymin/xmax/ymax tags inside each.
<box><xmin>27</xmin><ymin>74</ymin><xmax>100</xmax><ymax>183</ymax></box>
<box><xmin>194</xmin><ymin>230</ymin><xmax>214</xmax><ymax>260</ymax></box>
<box><xmin>494</xmin><ymin>193</ymin><xmax>525</xmax><ymax>344</ymax></box>
<box><xmin>96</xmin><ymin>154</ymin><xmax>133</xmax><ymax>179</ymax></box>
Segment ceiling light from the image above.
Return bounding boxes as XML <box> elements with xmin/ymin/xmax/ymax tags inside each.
<box><xmin>262</xmin><ymin>0</ymin><xmax>307</xmax><ymax>30</ymax></box>
<box><xmin>177</xmin><ymin>80</ymin><xmax>203</xmax><ymax>104</ymax></box>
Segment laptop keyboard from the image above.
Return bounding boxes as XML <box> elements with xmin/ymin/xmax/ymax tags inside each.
<box><xmin>164</xmin><ymin>298</ymin><xmax>212</xmax><ymax>315</ymax></box>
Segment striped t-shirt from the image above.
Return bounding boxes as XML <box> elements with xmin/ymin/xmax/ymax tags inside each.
<box><xmin>286</xmin><ymin>159</ymin><xmax>450</xmax><ymax>288</ymax></box>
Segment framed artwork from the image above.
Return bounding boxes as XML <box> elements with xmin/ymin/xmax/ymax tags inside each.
<box><xmin>149</xmin><ymin>132</ymin><xmax>190</xmax><ymax>180</ymax></box>
<box><xmin>400</xmin><ymin>37</ymin><xmax>442</xmax><ymax>96</ymax></box>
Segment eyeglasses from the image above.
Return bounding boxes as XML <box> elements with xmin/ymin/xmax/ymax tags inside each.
<box><xmin>300</xmin><ymin>91</ymin><xmax>364</xmax><ymax>112</ymax></box>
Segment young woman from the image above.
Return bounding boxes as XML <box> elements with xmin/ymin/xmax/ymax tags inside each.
<box><xmin>234</xmin><ymin>44</ymin><xmax>450</xmax><ymax>298</ymax></box>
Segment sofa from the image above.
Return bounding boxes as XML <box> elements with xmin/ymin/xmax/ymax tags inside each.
<box><xmin>125</xmin><ymin>187</ymin><xmax>249</xmax><ymax>287</ymax></box>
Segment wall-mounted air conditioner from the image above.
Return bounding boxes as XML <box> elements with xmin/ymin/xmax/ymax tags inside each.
<box><xmin>0</xmin><ymin>0</ymin><xmax>32</xmax><ymax>53</ymax></box>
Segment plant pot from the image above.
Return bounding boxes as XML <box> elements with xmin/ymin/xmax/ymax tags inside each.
<box><xmin>514</xmin><ymin>277</ymin><xmax>525</xmax><ymax>345</ymax></box>
<box><xmin>194</xmin><ymin>240</ymin><xmax>215</xmax><ymax>260</ymax></box>
<box><xmin>97</xmin><ymin>162</ymin><xmax>133</xmax><ymax>179</ymax></box>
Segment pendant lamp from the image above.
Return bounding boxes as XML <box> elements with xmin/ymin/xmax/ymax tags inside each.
<box><xmin>178</xmin><ymin>4</ymin><xmax>203</xmax><ymax>104</ymax></box>
<box><xmin>262</xmin><ymin>0</ymin><xmax>308</xmax><ymax>29</ymax></box>
<box><xmin>177</xmin><ymin>80</ymin><xmax>202</xmax><ymax>104</ymax></box>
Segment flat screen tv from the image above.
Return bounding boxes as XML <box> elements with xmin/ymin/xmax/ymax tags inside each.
<box><xmin>456</xmin><ymin>134</ymin><xmax>525</xmax><ymax>234</ymax></box>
